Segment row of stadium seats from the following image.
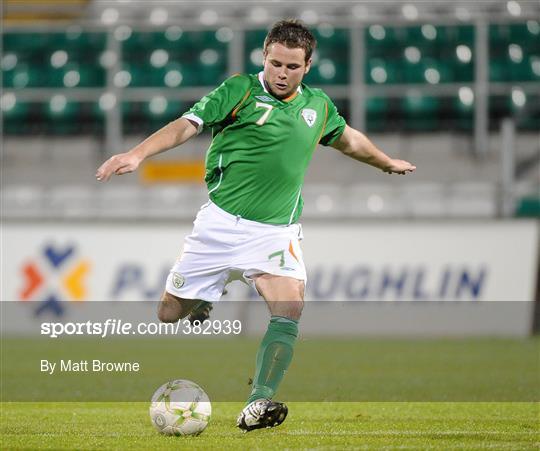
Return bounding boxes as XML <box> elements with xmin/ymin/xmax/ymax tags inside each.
<box><xmin>1</xmin><ymin>58</ymin><xmax>536</xmax><ymax>87</ymax></box>
<box><xmin>5</xmin><ymin>23</ymin><xmax>535</xmax><ymax>55</ymax></box>
<box><xmin>2</xmin><ymin>22</ymin><xmax>539</xmax><ymax>88</ymax></box>
<box><xmin>3</xmin><ymin>95</ymin><xmax>537</xmax><ymax>135</ymax></box>
<box><xmin>4</xmin><ymin>55</ymin><xmax>537</xmax><ymax>87</ymax></box>
<box><xmin>2</xmin><ymin>54</ymin><xmax>536</xmax><ymax>89</ymax></box>
<box><xmin>366</xmin><ymin>23</ymin><xmax>539</xmax><ymax>48</ymax></box>
<box><xmin>3</xmin><ymin>50</ymin><xmax>540</xmax><ymax>88</ymax></box>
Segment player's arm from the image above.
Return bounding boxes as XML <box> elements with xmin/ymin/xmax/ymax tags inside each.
<box><xmin>331</xmin><ymin>125</ymin><xmax>416</xmax><ymax>175</ymax></box>
<box><xmin>95</xmin><ymin>118</ymin><xmax>198</xmax><ymax>182</ymax></box>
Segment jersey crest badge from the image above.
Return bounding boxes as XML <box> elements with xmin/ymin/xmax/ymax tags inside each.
<box><xmin>301</xmin><ymin>109</ymin><xmax>317</xmax><ymax>127</ymax></box>
<box><xmin>172</xmin><ymin>272</ymin><xmax>185</xmax><ymax>289</ymax></box>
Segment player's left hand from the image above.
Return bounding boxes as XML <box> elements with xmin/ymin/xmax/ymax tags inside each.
<box><xmin>383</xmin><ymin>159</ymin><xmax>416</xmax><ymax>175</ymax></box>
<box><xmin>95</xmin><ymin>151</ymin><xmax>142</xmax><ymax>182</ymax></box>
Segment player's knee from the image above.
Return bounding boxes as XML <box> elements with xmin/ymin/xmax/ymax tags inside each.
<box><xmin>157</xmin><ymin>292</ymin><xmax>182</xmax><ymax>323</ymax></box>
<box><xmin>286</xmin><ymin>299</ymin><xmax>304</xmax><ymax>320</ymax></box>
<box><xmin>298</xmin><ymin>281</ymin><xmax>305</xmax><ymax>301</ymax></box>
<box><xmin>291</xmin><ymin>279</ymin><xmax>305</xmax><ymax>303</ymax></box>
<box><xmin>269</xmin><ymin>300</ymin><xmax>304</xmax><ymax>321</ymax></box>
<box><xmin>157</xmin><ymin>304</ymin><xmax>180</xmax><ymax>323</ymax></box>
<box><xmin>283</xmin><ymin>281</ymin><xmax>304</xmax><ymax>319</ymax></box>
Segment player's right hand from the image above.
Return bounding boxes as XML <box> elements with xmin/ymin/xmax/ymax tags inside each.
<box><xmin>95</xmin><ymin>152</ymin><xmax>142</xmax><ymax>182</ymax></box>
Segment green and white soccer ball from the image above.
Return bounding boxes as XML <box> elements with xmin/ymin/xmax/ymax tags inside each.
<box><xmin>149</xmin><ymin>379</ymin><xmax>211</xmax><ymax>436</ymax></box>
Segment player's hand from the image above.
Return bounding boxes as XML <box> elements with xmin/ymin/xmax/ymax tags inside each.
<box><xmin>383</xmin><ymin>159</ymin><xmax>416</xmax><ymax>175</ymax></box>
<box><xmin>95</xmin><ymin>152</ymin><xmax>142</xmax><ymax>182</ymax></box>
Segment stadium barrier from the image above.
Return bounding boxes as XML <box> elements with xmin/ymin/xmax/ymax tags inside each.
<box><xmin>3</xmin><ymin>219</ymin><xmax>538</xmax><ymax>336</ymax></box>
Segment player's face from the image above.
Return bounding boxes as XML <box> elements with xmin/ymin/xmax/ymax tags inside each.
<box><xmin>263</xmin><ymin>43</ymin><xmax>311</xmax><ymax>99</ymax></box>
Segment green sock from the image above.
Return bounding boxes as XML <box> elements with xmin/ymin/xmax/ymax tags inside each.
<box><xmin>246</xmin><ymin>316</ymin><xmax>298</xmax><ymax>405</ymax></box>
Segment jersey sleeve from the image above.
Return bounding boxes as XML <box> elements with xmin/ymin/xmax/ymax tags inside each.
<box><xmin>182</xmin><ymin>74</ymin><xmax>251</xmax><ymax>134</ymax></box>
<box><xmin>318</xmin><ymin>94</ymin><xmax>347</xmax><ymax>146</ymax></box>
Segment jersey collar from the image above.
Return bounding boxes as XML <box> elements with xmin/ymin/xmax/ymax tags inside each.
<box><xmin>257</xmin><ymin>72</ymin><xmax>302</xmax><ymax>103</ymax></box>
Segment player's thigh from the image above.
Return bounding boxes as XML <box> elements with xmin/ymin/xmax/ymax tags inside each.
<box><xmin>157</xmin><ymin>291</ymin><xmax>201</xmax><ymax>323</ymax></box>
<box><xmin>254</xmin><ymin>274</ymin><xmax>305</xmax><ymax>320</ymax></box>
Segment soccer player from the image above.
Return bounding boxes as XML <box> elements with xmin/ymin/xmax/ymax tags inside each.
<box><xmin>96</xmin><ymin>19</ymin><xmax>415</xmax><ymax>432</ymax></box>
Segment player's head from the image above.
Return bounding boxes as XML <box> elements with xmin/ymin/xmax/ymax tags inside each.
<box><xmin>263</xmin><ymin>19</ymin><xmax>316</xmax><ymax>99</ymax></box>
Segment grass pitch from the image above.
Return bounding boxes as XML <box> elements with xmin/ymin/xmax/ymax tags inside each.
<box><xmin>2</xmin><ymin>337</ymin><xmax>538</xmax><ymax>402</ymax></box>
<box><xmin>1</xmin><ymin>402</ymin><xmax>538</xmax><ymax>450</ymax></box>
<box><xmin>2</xmin><ymin>337</ymin><xmax>539</xmax><ymax>449</ymax></box>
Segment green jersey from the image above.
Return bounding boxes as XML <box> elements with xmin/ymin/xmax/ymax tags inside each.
<box><xmin>183</xmin><ymin>72</ymin><xmax>346</xmax><ymax>225</ymax></box>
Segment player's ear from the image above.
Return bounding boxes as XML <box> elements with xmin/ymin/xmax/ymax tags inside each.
<box><xmin>304</xmin><ymin>58</ymin><xmax>312</xmax><ymax>75</ymax></box>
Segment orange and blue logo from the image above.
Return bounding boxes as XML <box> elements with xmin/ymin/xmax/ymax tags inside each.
<box><xmin>20</xmin><ymin>244</ymin><xmax>90</xmax><ymax>316</ymax></box>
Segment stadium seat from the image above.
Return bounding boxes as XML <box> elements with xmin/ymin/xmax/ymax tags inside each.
<box><xmin>401</xmin><ymin>59</ymin><xmax>425</xmax><ymax>84</ymax></box>
<box><xmin>2</xmin><ymin>32</ymin><xmax>53</xmax><ymax>57</ymax></box>
<box><xmin>122</xmin><ymin>101</ymin><xmax>186</xmax><ymax>134</ymax></box>
<box><xmin>515</xmin><ymin>196</ymin><xmax>540</xmax><ymax>217</ymax></box>
<box><xmin>34</xmin><ymin>101</ymin><xmax>102</xmax><ymax>134</ymax></box>
<box><xmin>448</xmin><ymin>25</ymin><xmax>475</xmax><ymax>47</ymax></box>
<box><xmin>244</xmin><ymin>29</ymin><xmax>268</xmax><ymax>75</ymax></box>
<box><xmin>3</xmin><ymin>64</ymin><xmax>46</xmax><ymax>88</ymax></box>
<box><xmin>2</xmin><ymin>63</ymin><xmax>103</xmax><ymax>88</ymax></box>
<box><xmin>45</xmin><ymin>99</ymin><xmax>80</xmax><ymax>134</ymax></box>
<box><xmin>49</xmin><ymin>31</ymin><xmax>106</xmax><ymax>54</ymax></box>
<box><xmin>489</xmin><ymin>95</ymin><xmax>511</xmax><ymax>126</ymax></box>
<box><xmin>2</xmin><ymin>32</ymin><xmax>106</xmax><ymax>88</ymax></box>
<box><xmin>365</xmin><ymin>24</ymin><xmax>475</xmax><ymax>85</ymax></box>
<box><xmin>452</xmin><ymin>54</ymin><xmax>474</xmax><ymax>82</ymax></box>
<box><xmin>490</xmin><ymin>23</ymin><xmax>540</xmax><ymax>81</ymax></box>
<box><xmin>490</xmin><ymin>46</ymin><xmax>538</xmax><ymax>82</ymax></box>
<box><xmin>366</xmin><ymin>58</ymin><xmax>399</xmax><ymax>84</ymax></box>
<box><xmin>123</xmin><ymin>31</ymin><xmax>193</xmax><ymax>55</ymax></box>
<box><xmin>509</xmin><ymin>59</ymin><xmax>534</xmax><ymax>81</ymax></box>
<box><xmin>196</xmin><ymin>48</ymin><xmax>228</xmax><ymax>85</ymax></box>
<box><xmin>488</xmin><ymin>94</ymin><xmax>539</xmax><ymax>130</ymax></box>
<box><xmin>0</xmin><ymin>101</ymin><xmax>85</xmax><ymax>135</ymax></box>
<box><xmin>1</xmin><ymin>23</ymin><xmax>537</xmax><ymax>135</ymax></box>
<box><xmin>365</xmin><ymin>25</ymin><xmax>401</xmax><ymax>55</ymax></box>
<box><xmin>401</xmin><ymin>94</ymin><xmax>440</xmax><ymax>131</ymax></box>
<box><xmin>122</xmin><ymin>31</ymin><xmax>227</xmax><ymax>87</ymax></box>
<box><xmin>365</xmin><ymin>96</ymin><xmax>389</xmax><ymax>132</ymax></box>
<box><xmin>489</xmin><ymin>23</ymin><xmax>537</xmax><ymax>47</ymax></box>
<box><xmin>305</xmin><ymin>27</ymin><xmax>349</xmax><ymax>85</ymax></box>
<box><xmin>403</xmin><ymin>24</ymin><xmax>446</xmax><ymax>47</ymax></box>
<box><xmin>2</xmin><ymin>99</ymin><xmax>32</xmax><ymax>134</ymax></box>
<box><xmin>489</xmin><ymin>58</ymin><xmax>507</xmax><ymax>82</ymax></box>
<box><xmin>452</xmin><ymin>95</ymin><xmax>474</xmax><ymax>131</ymax></box>
<box><xmin>333</xmin><ymin>99</ymin><xmax>349</xmax><ymax>123</ymax></box>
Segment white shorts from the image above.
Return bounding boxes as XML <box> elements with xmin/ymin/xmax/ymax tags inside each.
<box><xmin>165</xmin><ymin>201</ymin><xmax>306</xmax><ymax>303</ymax></box>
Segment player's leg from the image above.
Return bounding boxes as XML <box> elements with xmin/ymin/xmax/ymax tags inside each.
<box><xmin>160</xmin><ymin>202</ymin><xmax>238</xmax><ymax>325</ymax></box>
<box><xmin>237</xmin><ymin>274</ymin><xmax>304</xmax><ymax>432</ymax></box>
<box><xmin>249</xmin><ymin>274</ymin><xmax>304</xmax><ymax>401</ymax></box>
<box><xmin>156</xmin><ymin>291</ymin><xmax>202</xmax><ymax>323</ymax></box>
<box><xmin>255</xmin><ymin>273</ymin><xmax>304</xmax><ymax>319</ymax></box>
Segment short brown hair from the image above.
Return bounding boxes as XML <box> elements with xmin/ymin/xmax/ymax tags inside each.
<box><xmin>263</xmin><ymin>19</ymin><xmax>317</xmax><ymax>62</ymax></box>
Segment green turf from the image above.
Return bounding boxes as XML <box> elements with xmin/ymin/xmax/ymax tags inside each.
<box><xmin>1</xmin><ymin>402</ymin><xmax>538</xmax><ymax>450</ymax></box>
<box><xmin>2</xmin><ymin>337</ymin><xmax>539</xmax><ymax>401</ymax></box>
<box><xmin>2</xmin><ymin>337</ymin><xmax>539</xmax><ymax>449</ymax></box>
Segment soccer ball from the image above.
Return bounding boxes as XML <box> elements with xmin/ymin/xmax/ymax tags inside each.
<box><xmin>149</xmin><ymin>379</ymin><xmax>211</xmax><ymax>436</ymax></box>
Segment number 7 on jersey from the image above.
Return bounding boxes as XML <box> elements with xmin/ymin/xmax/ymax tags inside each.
<box><xmin>255</xmin><ymin>102</ymin><xmax>273</xmax><ymax>126</ymax></box>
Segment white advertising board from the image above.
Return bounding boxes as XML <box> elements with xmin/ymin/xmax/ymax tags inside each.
<box><xmin>2</xmin><ymin>220</ymin><xmax>538</xmax><ymax>304</ymax></box>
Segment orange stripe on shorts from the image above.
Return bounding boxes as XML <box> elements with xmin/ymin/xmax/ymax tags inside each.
<box><xmin>289</xmin><ymin>241</ymin><xmax>299</xmax><ymax>262</ymax></box>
